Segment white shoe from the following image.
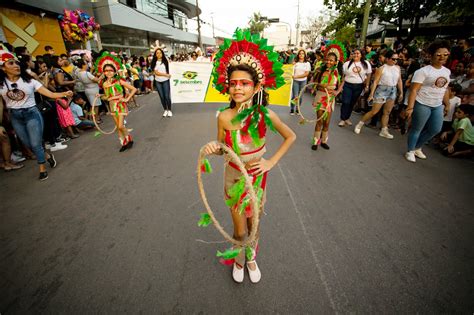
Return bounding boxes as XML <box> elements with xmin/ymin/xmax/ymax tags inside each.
<box><xmin>163</xmin><ymin>110</ymin><xmax>168</xmax><ymax>117</ymax></box>
<box><xmin>354</xmin><ymin>121</ymin><xmax>364</xmax><ymax>134</ymax></box>
<box><xmin>232</xmin><ymin>263</ymin><xmax>244</xmax><ymax>283</ymax></box>
<box><xmin>167</xmin><ymin>110</ymin><xmax>173</xmax><ymax>117</ymax></box>
<box><xmin>405</xmin><ymin>151</ymin><xmax>416</xmax><ymax>163</ymax></box>
<box><xmin>345</xmin><ymin>120</ymin><xmax>353</xmax><ymax>126</ymax></box>
<box><xmin>338</xmin><ymin>120</ymin><xmax>345</xmax><ymax>127</ymax></box>
<box><xmin>11</xmin><ymin>152</ymin><xmax>26</xmax><ymax>163</ymax></box>
<box><xmin>379</xmin><ymin>127</ymin><xmax>394</xmax><ymax>139</ymax></box>
<box><xmin>50</xmin><ymin>142</ymin><xmax>68</xmax><ymax>152</ymax></box>
<box><xmin>414</xmin><ymin>148</ymin><xmax>427</xmax><ymax>159</ymax></box>
<box><xmin>246</xmin><ymin>261</ymin><xmax>261</xmax><ymax>283</ymax></box>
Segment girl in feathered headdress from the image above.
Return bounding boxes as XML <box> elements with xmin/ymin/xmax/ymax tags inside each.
<box><xmin>95</xmin><ymin>52</ymin><xmax>137</xmax><ymax>152</ymax></box>
<box><xmin>202</xmin><ymin>29</ymin><xmax>296</xmax><ymax>284</ymax></box>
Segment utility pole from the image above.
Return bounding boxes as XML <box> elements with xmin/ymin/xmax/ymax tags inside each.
<box><xmin>295</xmin><ymin>0</ymin><xmax>300</xmax><ymax>47</ymax></box>
<box><xmin>360</xmin><ymin>0</ymin><xmax>372</xmax><ymax>48</ymax></box>
<box><xmin>196</xmin><ymin>0</ymin><xmax>203</xmax><ymax>50</ymax></box>
<box><xmin>211</xmin><ymin>13</ymin><xmax>215</xmax><ymax>38</ymax></box>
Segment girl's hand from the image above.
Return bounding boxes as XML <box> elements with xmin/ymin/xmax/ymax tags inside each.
<box><xmin>405</xmin><ymin>107</ymin><xmax>413</xmax><ymax>119</ymax></box>
<box><xmin>446</xmin><ymin>145</ymin><xmax>454</xmax><ymax>153</ymax></box>
<box><xmin>62</xmin><ymin>91</ymin><xmax>73</xmax><ymax>98</ymax></box>
<box><xmin>440</xmin><ymin>132</ymin><xmax>448</xmax><ymax>141</ymax></box>
<box><xmin>203</xmin><ymin>141</ymin><xmax>221</xmax><ymax>155</ymax></box>
<box><xmin>248</xmin><ymin>158</ymin><xmax>274</xmax><ymax>176</ymax></box>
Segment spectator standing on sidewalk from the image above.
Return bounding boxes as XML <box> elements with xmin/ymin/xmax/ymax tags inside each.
<box><xmin>0</xmin><ymin>50</ymin><xmax>73</xmax><ymax>180</ymax></box>
<box><xmin>405</xmin><ymin>41</ymin><xmax>451</xmax><ymax>163</ymax></box>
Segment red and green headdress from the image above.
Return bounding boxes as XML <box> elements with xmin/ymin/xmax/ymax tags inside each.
<box><xmin>95</xmin><ymin>52</ymin><xmax>122</xmax><ymax>74</ymax></box>
<box><xmin>325</xmin><ymin>40</ymin><xmax>347</xmax><ymax>63</ymax></box>
<box><xmin>212</xmin><ymin>28</ymin><xmax>285</xmax><ymax>94</ymax></box>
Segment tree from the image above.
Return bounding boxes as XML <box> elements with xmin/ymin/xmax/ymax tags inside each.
<box><xmin>435</xmin><ymin>0</ymin><xmax>474</xmax><ymax>37</ymax></box>
<box><xmin>301</xmin><ymin>16</ymin><xmax>328</xmax><ymax>47</ymax></box>
<box><xmin>335</xmin><ymin>25</ymin><xmax>356</xmax><ymax>46</ymax></box>
<box><xmin>248</xmin><ymin>12</ymin><xmax>269</xmax><ymax>35</ymax></box>
<box><xmin>322</xmin><ymin>0</ymin><xmax>437</xmax><ymax>42</ymax></box>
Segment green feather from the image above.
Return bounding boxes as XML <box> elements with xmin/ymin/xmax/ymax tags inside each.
<box><xmin>246</xmin><ymin>246</ymin><xmax>254</xmax><ymax>261</ymax></box>
<box><xmin>201</xmin><ymin>158</ymin><xmax>212</xmax><ymax>173</ymax></box>
<box><xmin>225</xmin><ymin>176</ymin><xmax>246</xmax><ymax>207</ymax></box>
<box><xmin>216</xmin><ymin>247</ymin><xmax>241</xmax><ymax>259</ymax></box>
<box><xmin>198</xmin><ymin>213</ymin><xmax>211</xmax><ymax>227</ymax></box>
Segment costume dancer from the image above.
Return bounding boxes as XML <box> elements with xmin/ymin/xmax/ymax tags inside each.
<box><xmin>311</xmin><ymin>41</ymin><xmax>346</xmax><ymax>150</ymax></box>
<box><xmin>95</xmin><ymin>53</ymin><xmax>137</xmax><ymax>152</ymax></box>
<box><xmin>203</xmin><ymin>29</ymin><xmax>296</xmax><ymax>284</ymax></box>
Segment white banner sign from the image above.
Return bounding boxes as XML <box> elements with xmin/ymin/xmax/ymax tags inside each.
<box><xmin>169</xmin><ymin>62</ymin><xmax>213</xmax><ymax>103</ymax></box>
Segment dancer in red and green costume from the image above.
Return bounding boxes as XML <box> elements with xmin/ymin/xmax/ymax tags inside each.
<box><xmin>311</xmin><ymin>41</ymin><xmax>346</xmax><ymax>150</ymax></box>
<box><xmin>203</xmin><ymin>29</ymin><xmax>296</xmax><ymax>284</ymax></box>
<box><xmin>95</xmin><ymin>52</ymin><xmax>137</xmax><ymax>152</ymax></box>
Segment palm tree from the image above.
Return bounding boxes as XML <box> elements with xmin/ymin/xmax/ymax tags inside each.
<box><xmin>248</xmin><ymin>12</ymin><xmax>269</xmax><ymax>35</ymax></box>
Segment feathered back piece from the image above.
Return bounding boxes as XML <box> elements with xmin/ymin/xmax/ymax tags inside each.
<box><xmin>212</xmin><ymin>28</ymin><xmax>285</xmax><ymax>94</ymax></box>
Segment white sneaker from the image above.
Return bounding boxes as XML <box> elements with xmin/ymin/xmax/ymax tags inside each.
<box><xmin>246</xmin><ymin>261</ymin><xmax>261</xmax><ymax>283</ymax></box>
<box><xmin>405</xmin><ymin>151</ymin><xmax>416</xmax><ymax>163</ymax></box>
<box><xmin>379</xmin><ymin>127</ymin><xmax>394</xmax><ymax>139</ymax></box>
<box><xmin>354</xmin><ymin>121</ymin><xmax>364</xmax><ymax>134</ymax></box>
<box><xmin>414</xmin><ymin>148</ymin><xmax>427</xmax><ymax>159</ymax></box>
<box><xmin>338</xmin><ymin>120</ymin><xmax>346</xmax><ymax>127</ymax></box>
<box><xmin>11</xmin><ymin>152</ymin><xmax>26</xmax><ymax>162</ymax></box>
<box><xmin>163</xmin><ymin>110</ymin><xmax>168</xmax><ymax>117</ymax></box>
<box><xmin>50</xmin><ymin>142</ymin><xmax>68</xmax><ymax>152</ymax></box>
<box><xmin>45</xmin><ymin>143</ymin><xmax>52</xmax><ymax>150</ymax></box>
<box><xmin>345</xmin><ymin>120</ymin><xmax>353</xmax><ymax>126</ymax></box>
<box><xmin>167</xmin><ymin>110</ymin><xmax>173</xmax><ymax>117</ymax></box>
<box><xmin>232</xmin><ymin>263</ymin><xmax>244</xmax><ymax>283</ymax></box>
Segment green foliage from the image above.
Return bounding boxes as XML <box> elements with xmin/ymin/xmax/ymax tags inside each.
<box><xmin>335</xmin><ymin>25</ymin><xmax>356</xmax><ymax>45</ymax></box>
<box><xmin>248</xmin><ymin>12</ymin><xmax>269</xmax><ymax>35</ymax></box>
<box><xmin>435</xmin><ymin>0</ymin><xmax>474</xmax><ymax>25</ymax></box>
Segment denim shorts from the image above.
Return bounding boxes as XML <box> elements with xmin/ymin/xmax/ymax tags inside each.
<box><xmin>373</xmin><ymin>85</ymin><xmax>397</xmax><ymax>103</ymax></box>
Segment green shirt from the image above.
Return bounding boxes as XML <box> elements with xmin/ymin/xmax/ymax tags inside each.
<box><xmin>365</xmin><ymin>51</ymin><xmax>376</xmax><ymax>60</ymax></box>
<box><xmin>452</xmin><ymin>117</ymin><xmax>474</xmax><ymax>145</ymax></box>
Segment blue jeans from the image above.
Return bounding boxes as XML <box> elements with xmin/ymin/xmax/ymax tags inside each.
<box><xmin>155</xmin><ymin>80</ymin><xmax>172</xmax><ymax>110</ymax></box>
<box><xmin>340</xmin><ymin>82</ymin><xmax>364</xmax><ymax>120</ymax></box>
<box><xmin>291</xmin><ymin>80</ymin><xmax>306</xmax><ymax>111</ymax></box>
<box><xmin>10</xmin><ymin>106</ymin><xmax>46</xmax><ymax>164</ymax></box>
<box><xmin>407</xmin><ymin>101</ymin><xmax>443</xmax><ymax>151</ymax></box>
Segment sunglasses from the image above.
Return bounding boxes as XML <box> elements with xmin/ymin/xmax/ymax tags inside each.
<box><xmin>435</xmin><ymin>53</ymin><xmax>450</xmax><ymax>57</ymax></box>
<box><xmin>229</xmin><ymin>79</ymin><xmax>254</xmax><ymax>89</ymax></box>
<box><xmin>391</xmin><ymin>58</ymin><xmax>400</xmax><ymax>61</ymax></box>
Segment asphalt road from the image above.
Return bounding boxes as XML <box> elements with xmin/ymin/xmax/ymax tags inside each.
<box><xmin>1</xmin><ymin>92</ymin><xmax>473</xmax><ymax>313</ymax></box>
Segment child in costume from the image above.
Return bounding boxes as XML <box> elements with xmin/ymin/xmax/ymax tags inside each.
<box><xmin>310</xmin><ymin>42</ymin><xmax>345</xmax><ymax>150</ymax></box>
<box><xmin>203</xmin><ymin>29</ymin><xmax>296</xmax><ymax>284</ymax></box>
<box><xmin>95</xmin><ymin>52</ymin><xmax>137</xmax><ymax>152</ymax></box>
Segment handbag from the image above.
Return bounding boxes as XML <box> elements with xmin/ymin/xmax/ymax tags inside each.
<box><xmin>36</xmin><ymin>95</ymin><xmax>53</xmax><ymax>114</ymax></box>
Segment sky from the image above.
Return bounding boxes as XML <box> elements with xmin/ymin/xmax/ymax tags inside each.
<box><xmin>188</xmin><ymin>0</ymin><xmax>326</xmax><ymax>39</ymax></box>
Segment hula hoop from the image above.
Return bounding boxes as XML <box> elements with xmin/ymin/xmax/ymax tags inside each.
<box><xmin>91</xmin><ymin>95</ymin><xmax>117</xmax><ymax>135</ymax></box>
<box><xmin>295</xmin><ymin>83</ymin><xmax>334</xmax><ymax>124</ymax></box>
<box><xmin>197</xmin><ymin>143</ymin><xmax>261</xmax><ymax>247</ymax></box>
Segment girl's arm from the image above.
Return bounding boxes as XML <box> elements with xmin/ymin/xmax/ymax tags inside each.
<box><xmin>397</xmin><ymin>67</ymin><xmax>404</xmax><ymax>103</ymax></box>
<box><xmin>55</xmin><ymin>72</ymin><xmax>75</xmax><ymax>87</ymax></box>
<box><xmin>442</xmin><ymin>88</ymin><xmax>451</xmax><ymax>116</ymax></box>
<box><xmin>37</xmin><ymin>86</ymin><xmax>73</xmax><ymax>99</ymax></box>
<box><xmin>406</xmin><ymin>82</ymin><xmax>422</xmax><ymax>118</ymax></box>
<box><xmin>250</xmin><ymin>109</ymin><xmax>296</xmax><ymax>175</ymax></box>
<box><xmin>154</xmin><ymin>69</ymin><xmax>171</xmax><ymax>78</ymax></box>
<box><xmin>367</xmin><ymin>67</ymin><xmax>382</xmax><ymax>101</ymax></box>
<box><xmin>446</xmin><ymin>129</ymin><xmax>463</xmax><ymax>153</ymax></box>
<box><xmin>203</xmin><ymin>112</ymin><xmax>226</xmax><ymax>155</ymax></box>
<box><xmin>120</xmin><ymin>80</ymin><xmax>138</xmax><ymax>102</ymax></box>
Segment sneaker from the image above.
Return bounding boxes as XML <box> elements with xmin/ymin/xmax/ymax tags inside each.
<box><xmin>345</xmin><ymin>120</ymin><xmax>353</xmax><ymax>126</ymax></box>
<box><xmin>379</xmin><ymin>128</ymin><xmax>394</xmax><ymax>139</ymax></box>
<box><xmin>50</xmin><ymin>142</ymin><xmax>68</xmax><ymax>152</ymax></box>
<box><xmin>338</xmin><ymin>120</ymin><xmax>346</xmax><ymax>127</ymax></box>
<box><xmin>405</xmin><ymin>151</ymin><xmax>416</xmax><ymax>163</ymax></box>
<box><xmin>4</xmin><ymin>163</ymin><xmax>24</xmax><ymax>171</ymax></box>
<box><xmin>320</xmin><ymin>143</ymin><xmax>330</xmax><ymax>150</ymax></box>
<box><xmin>39</xmin><ymin>171</ymin><xmax>49</xmax><ymax>181</ymax></box>
<box><xmin>11</xmin><ymin>152</ymin><xmax>26</xmax><ymax>163</ymax></box>
<box><xmin>163</xmin><ymin>110</ymin><xmax>168</xmax><ymax>117</ymax></box>
<box><xmin>290</xmin><ymin>110</ymin><xmax>295</xmax><ymax>116</ymax></box>
<box><xmin>354</xmin><ymin>121</ymin><xmax>364</xmax><ymax>134</ymax></box>
<box><xmin>168</xmin><ymin>111</ymin><xmax>173</xmax><ymax>117</ymax></box>
<box><xmin>47</xmin><ymin>154</ymin><xmax>57</xmax><ymax>168</ymax></box>
<box><xmin>232</xmin><ymin>263</ymin><xmax>244</xmax><ymax>283</ymax></box>
<box><xmin>45</xmin><ymin>143</ymin><xmax>52</xmax><ymax>150</ymax></box>
<box><xmin>414</xmin><ymin>148</ymin><xmax>427</xmax><ymax>159</ymax></box>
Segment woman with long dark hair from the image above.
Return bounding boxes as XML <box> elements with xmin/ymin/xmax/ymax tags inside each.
<box><xmin>339</xmin><ymin>48</ymin><xmax>372</xmax><ymax>126</ymax></box>
<box><xmin>0</xmin><ymin>50</ymin><xmax>73</xmax><ymax>180</ymax></box>
<box><xmin>151</xmin><ymin>48</ymin><xmax>172</xmax><ymax>117</ymax></box>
